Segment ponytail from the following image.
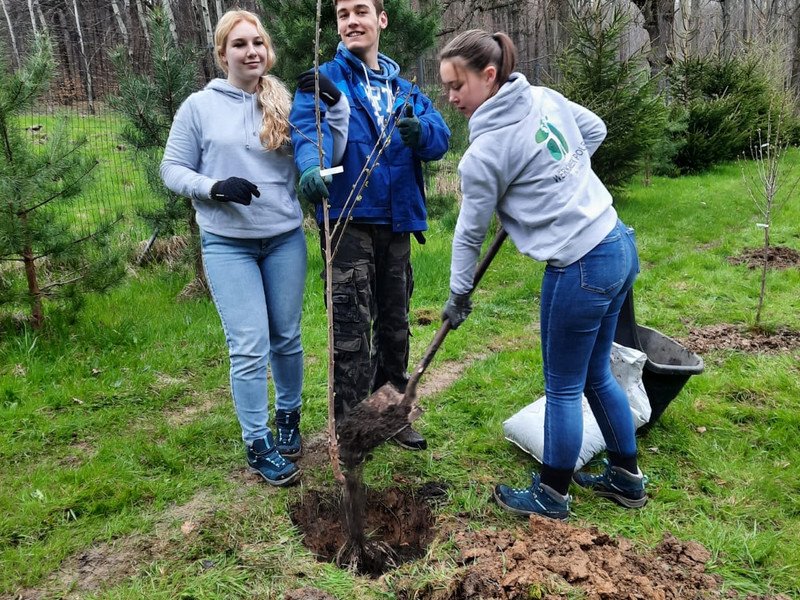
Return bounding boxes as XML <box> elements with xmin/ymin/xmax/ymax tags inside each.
<box><xmin>439</xmin><ymin>29</ymin><xmax>518</xmax><ymax>89</ymax></box>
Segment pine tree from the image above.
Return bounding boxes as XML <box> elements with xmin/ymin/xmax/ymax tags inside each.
<box><xmin>109</xmin><ymin>9</ymin><xmax>206</xmax><ymax>293</ymax></box>
<box><xmin>259</xmin><ymin>0</ymin><xmax>440</xmax><ymax>85</ymax></box>
<box><xmin>555</xmin><ymin>4</ymin><xmax>668</xmax><ymax>189</ymax></box>
<box><xmin>0</xmin><ymin>35</ymin><xmax>123</xmax><ymax>329</ymax></box>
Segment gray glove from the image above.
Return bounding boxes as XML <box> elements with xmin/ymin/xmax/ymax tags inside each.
<box><xmin>442</xmin><ymin>291</ymin><xmax>472</xmax><ymax>329</ymax></box>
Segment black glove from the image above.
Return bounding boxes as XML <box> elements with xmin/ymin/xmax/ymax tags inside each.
<box><xmin>442</xmin><ymin>291</ymin><xmax>472</xmax><ymax>329</ymax></box>
<box><xmin>397</xmin><ymin>104</ymin><xmax>421</xmax><ymax>148</ymax></box>
<box><xmin>297</xmin><ymin>70</ymin><xmax>342</xmax><ymax>106</ymax></box>
<box><xmin>210</xmin><ymin>177</ymin><xmax>260</xmax><ymax>206</ymax></box>
<box><xmin>299</xmin><ymin>166</ymin><xmax>331</xmax><ymax>205</ymax></box>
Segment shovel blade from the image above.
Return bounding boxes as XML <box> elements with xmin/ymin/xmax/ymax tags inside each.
<box><xmin>337</xmin><ymin>383</ymin><xmax>418</xmax><ymax>467</ymax></box>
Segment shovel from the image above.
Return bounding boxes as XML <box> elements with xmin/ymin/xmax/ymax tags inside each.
<box><xmin>337</xmin><ymin>227</ymin><xmax>509</xmax><ymax>466</ymax></box>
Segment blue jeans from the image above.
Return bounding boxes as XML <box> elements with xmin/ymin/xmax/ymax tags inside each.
<box><xmin>201</xmin><ymin>228</ymin><xmax>307</xmax><ymax>444</ymax></box>
<box><xmin>540</xmin><ymin>220</ymin><xmax>640</xmax><ymax>471</ymax></box>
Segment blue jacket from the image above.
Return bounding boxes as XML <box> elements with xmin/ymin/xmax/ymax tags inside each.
<box><xmin>290</xmin><ymin>43</ymin><xmax>450</xmax><ymax>233</ymax></box>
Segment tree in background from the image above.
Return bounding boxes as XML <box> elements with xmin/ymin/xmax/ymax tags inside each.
<box><xmin>0</xmin><ymin>35</ymin><xmax>123</xmax><ymax>329</ymax></box>
<box><xmin>259</xmin><ymin>0</ymin><xmax>440</xmax><ymax>85</ymax></box>
<box><xmin>666</xmin><ymin>55</ymin><xmax>792</xmax><ymax>174</ymax></box>
<box><xmin>109</xmin><ymin>8</ymin><xmax>207</xmax><ymax>296</ymax></box>
<box><xmin>555</xmin><ymin>3</ymin><xmax>668</xmax><ymax>189</ymax></box>
<box><xmin>739</xmin><ymin>102</ymin><xmax>800</xmax><ymax>328</ymax></box>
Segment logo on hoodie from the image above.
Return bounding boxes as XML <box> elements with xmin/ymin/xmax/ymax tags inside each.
<box><xmin>535</xmin><ymin>117</ymin><xmax>569</xmax><ymax>161</ymax></box>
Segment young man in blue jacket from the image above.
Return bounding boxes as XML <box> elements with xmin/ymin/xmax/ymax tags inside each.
<box><xmin>290</xmin><ymin>0</ymin><xmax>450</xmax><ymax>450</ymax></box>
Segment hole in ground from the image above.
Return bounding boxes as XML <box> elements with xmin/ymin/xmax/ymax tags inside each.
<box><xmin>289</xmin><ymin>484</ymin><xmax>441</xmax><ymax>577</ymax></box>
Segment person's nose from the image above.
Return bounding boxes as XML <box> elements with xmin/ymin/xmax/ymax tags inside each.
<box><xmin>448</xmin><ymin>90</ymin><xmax>458</xmax><ymax>104</ymax></box>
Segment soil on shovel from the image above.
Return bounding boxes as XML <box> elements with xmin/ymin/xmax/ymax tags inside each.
<box><xmin>288</xmin><ymin>484</ymin><xmax>438</xmax><ymax>577</ymax></box>
<box><xmin>396</xmin><ymin>516</ymin><xmax>791</xmax><ymax>600</ymax></box>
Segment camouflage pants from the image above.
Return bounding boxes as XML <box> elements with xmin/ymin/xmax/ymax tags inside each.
<box><xmin>319</xmin><ymin>224</ymin><xmax>413</xmax><ymax>419</ymax></box>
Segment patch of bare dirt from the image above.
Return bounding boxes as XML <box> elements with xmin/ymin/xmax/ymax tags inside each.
<box><xmin>398</xmin><ymin>516</ymin><xmax>791</xmax><ymax>600</ymax></box>
<box><xmin>284</xmin><ymin>589</ymin><xmax>337</xmax><ymax>600</ymax></box>
<box><xmin>7</xmin><ymin>492</ymin><xmax>221</xmax><ymax>600</ymax></box>
<box><xmin>164</xmin><ymin>391</ymin><xmax>219</xmax><ymax>427</ymax></box>
<box><xmin>682</xmin><ymin>324</ymin><xmax>800</xmax><ymax>354</ymax></box>
<box><xmin>728</xmin><ymin>246</ymin><xmax>800</xmax><ymax>270</ymax></box>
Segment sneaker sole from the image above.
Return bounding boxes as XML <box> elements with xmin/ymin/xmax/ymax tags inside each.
<box><xmin>277</xmin><ymin>446</ymin><xmax>302</xmax><ymax>460</ymax></box>
<box><xmin>572</xmin><ymin>476</ymin><xmax>648</xmax><ymax>509</ymax></box>
<box><xmin>249</xmin><ymin>466</ymin><xmax>301</xmax><ymax>487</ymax></box>
<box><xmin>594</xmin><ymin>490</ymin><xmax>648</xmax><ymax>509</ymax></box>
<box><xmin>391</xmin><ymin>438</ymin><xmax>427</xmax><ymax>451</ymax></box>
<box><xmin>492</xmin><ymin>488</ymin><xmax>569</xmax><ymax>521</ymax></box>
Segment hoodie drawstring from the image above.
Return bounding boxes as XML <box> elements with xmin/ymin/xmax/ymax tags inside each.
<box><xmin>242</xmin><ymin>89</ymin><xmax>258</xmax><ymax>150</ymax></box>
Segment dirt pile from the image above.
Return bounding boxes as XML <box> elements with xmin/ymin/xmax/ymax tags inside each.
<box><xmin>402</xmin><ymin>515</ymin><xmax>790</xmax><ymax>600</ymax></box>
<box><xmin>683</xmin><ymin>324</ymin><xmax>800</xmax><ymax>354</ymax></box>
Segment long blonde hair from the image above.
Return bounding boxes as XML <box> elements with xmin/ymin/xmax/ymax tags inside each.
<box><xmin>214</xmin><ymin>10</ymin><xmax>291</xmax><ymax>151</ymax></box>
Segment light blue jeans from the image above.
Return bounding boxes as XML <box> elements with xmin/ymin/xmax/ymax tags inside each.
<box><xmin>540</xmin><ymin>220</ymin><xmax>640</xmax><ymax>471</ymax></box>
<box><xmin>201</xmin><ymin>228</ymin><xmax>307</xmax><ymax>444</ymax></box>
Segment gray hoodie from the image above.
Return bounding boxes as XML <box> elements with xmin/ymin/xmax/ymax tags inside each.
<box><xmin>160</xmin><ymin>78</ymin><xmax>349</xmax><ymax>239</ymax></box>
<box><xmin>450</xmin><ymin>72</ymin><xmax>617</xmax><ymax>295</ymax></box>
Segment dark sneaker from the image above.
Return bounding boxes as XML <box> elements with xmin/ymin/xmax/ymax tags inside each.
<box><xmin>275</xmin><ymin>409</ymin><xmax>302</xmax><ymax>459</ymax></box>
<box><xmin>246</xmin><ymin>432</ymin><xmax>300</xmax><ymax>486</ymax></box>
<box><xmin>493</xmin><ymin>474</ymin><xmax>570</xmax><ymax>520</ymax></box>
<box><xmin>392</xmin><ymin>425</ymin><xmax>427</xmax><ymax>451</ymax></box>
<box><xmin>572</xmin><ymin>460</ymin><xmax>647</xmax><ymax>508</ymax></box>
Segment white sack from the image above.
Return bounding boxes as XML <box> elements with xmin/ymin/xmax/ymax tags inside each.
<box><xmin>502</xmin><ymin>343</ymin><xmax>651</xmax><ymax>470</ymax></box>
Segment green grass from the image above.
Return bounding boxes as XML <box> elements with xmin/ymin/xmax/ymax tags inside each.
<box><xmin>1</xmin><ymin>150</ymin><xmax>800</xmax><ymax>598</ymax></box>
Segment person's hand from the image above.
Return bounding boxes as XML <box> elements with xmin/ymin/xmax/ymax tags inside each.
<box><xmin>210</xmin><ymin>177</ymin><xmax>260</xmax><ymax>206</ymax></box>
<box><xmin>442</xmin><ymin>291</ymin><xmax>472</xmax><ymax>329</ymax></box>
<box><xmin>397</xmin><ymin>105</ymin><xmax>421</xmax><ymax>148</ymax></box>
<box><xmin>297</xmin><ymin>70</ymin><xmax>342</xmax><ymax>106</ymax></box>
<box><xmin>299</xmin><ymin>166</ymin><xmax>332</xmax><ymax>205</ymax></box>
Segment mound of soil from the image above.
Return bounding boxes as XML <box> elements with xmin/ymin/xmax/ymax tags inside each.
<box><xmin>728</xmin><ymin>246</ymin><xmax>800</xmax><ymax>270</ymax></box>
<box><xmin>682</xmin><ymin>324</ymin><xmax>800</xmax><ymax>354</ymax></box>
<box><xmin>288</xmin><ymin>485</ymin><xmax>436</xmax><ymax>577</ymax></box>
<box><xmin>400</xmin><ymin>516</ymin><xmax>790</xmax><ymax>600</ymax></box>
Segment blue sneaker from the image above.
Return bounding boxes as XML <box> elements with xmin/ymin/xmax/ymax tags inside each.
<box><xmin>246</xmin><ymin>432</ymin><xmax>300</xmax><ymax>486</ymax></box>
<box><xmin>572</xmin><ymin>460</ymin><xmax>647</xmax><ymax>508</ymax></box>
<box><xmin>493</xmin><ymin>474</ymin><xmax>570</xmax><ymax>520</ymax></box>
<box><xmin>275</xmin><ymin>409</ymin><xmax>302</xmax><ymax>459</ymax></box>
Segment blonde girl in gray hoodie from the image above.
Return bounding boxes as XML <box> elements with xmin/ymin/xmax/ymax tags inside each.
<box><xmin>161</xmin><ymin>10</ymin><xmax>348</xmax><ymax>486</ymax></box>
<box><xmin>439</xmin><ymin>30</ymin><xmax>646</xmax><ymax>519</ymax></box>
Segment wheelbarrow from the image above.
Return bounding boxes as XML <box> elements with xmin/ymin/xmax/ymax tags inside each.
<box><xmin>613</xmin><ymin>289</ymin><xmax>704</xmax><ymax>428</ymax></box>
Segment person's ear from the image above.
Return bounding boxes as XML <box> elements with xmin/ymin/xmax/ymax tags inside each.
<box><xmin>378</xmin><ymin>11</ymin><xmax>388</xmax><ymax>30</ymax></box>
<box><xmin>484</xmin><ymin>64</ymin><xmax>497</xmax><ymax>86</ymax></box>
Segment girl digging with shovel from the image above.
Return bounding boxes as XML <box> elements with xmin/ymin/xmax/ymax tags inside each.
<box><xmin>439</xmin><ymin>30</ymin><xmax>647</xmax><ymax>519</ymax></box>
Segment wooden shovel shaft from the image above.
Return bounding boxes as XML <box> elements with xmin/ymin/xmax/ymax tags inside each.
<box><xmin>406</xmin><ymin>227</ymin><xmax>509</xmax><ymax>394</ymax></box>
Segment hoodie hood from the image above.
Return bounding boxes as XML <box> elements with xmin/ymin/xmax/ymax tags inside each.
<box><xmin>335</xmin><ymin>42</ymin><xmax>400</xmax><ymax>82</ymax></box>
<box><xmin>468</xmin><ymin>72</ymin><xmax>532</xmax><ymax>143</ymax></box>
<box><xmin>206</xmin><ymin>78</ymin><xmax>261</xmax><ymax>150</ymax></box>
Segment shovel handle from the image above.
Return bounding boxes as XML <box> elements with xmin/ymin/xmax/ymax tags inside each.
<box><xmin>408</xmin><ymin>227</ymin><xmax>508</xmax><ymax>389</ymax></box>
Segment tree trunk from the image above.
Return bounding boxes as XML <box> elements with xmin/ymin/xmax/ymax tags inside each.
<box><xmin>34</xmin><ymin>0</ymin><xmax>47</xmax><ymax>34</ymax></box>
<box><xmin>690</xmin><ymin>0</ymin><xmax>701</xmax><ymax>56</ymax></box>
<box><xmin>0</xmin><ymin>0</ymin><xmax>20</xmax><ymax>69</ymax></box>
<box><xmin>719</xmin><ymin>0</ymin><xmax>732</xmax><ymax>56</ymax></box>
<box><xmin>633</xmin><ymin>0</ymin><xmax>676</xmax><ymax>71</ymax></box>
<box><xmin>790</xmin><ymin>0</ymin><xmax>800</xmax><ymax>92</ymax></box>
<box><xmin>55</xmin><ymin>9</ymin><xmax>79</xmax><ymax>85</ymax></box>
<box><xmin>71</xmin><ymin>0</ymin><xmax>95</xmax><ymax>114</ymax></box>
<box><xmin>28</xmin><ymin>0</ymin><xmax>38</xmax><ymax>35</ymax></box>
<box><xmin>21</xmin><ymin>218</ymin><xmax>44</xmax><ymax>329</ymax></box>
<box><xmin>215</xmin><ymin>0</ymin><xmax>224</xmax><ymax>21</ymax></box>
<box><xmin>134</xmin><ymin>0</ymin><xmax>150</xmax><ymax>44</ymax></box>
<box><xmin>198</xmin><ymin>0</ymin><xmax>215</xmax><ymax>51</ymax></box>
<box><xmin>162</xmin><ymin>0</ymin><xmax>179</xmax><ymax>44</ymax></box>
<box><xmin>110</xmin><ymin>0</ymin><xmax>131</xmax><ymax>55</ymax></box>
